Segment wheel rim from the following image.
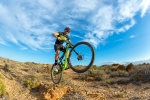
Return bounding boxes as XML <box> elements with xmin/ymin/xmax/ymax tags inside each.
<box><xmin>51</xmin><ymin>64</ymin><xmax>62</xmax><ymax>84</ymax></box>
<box><xmin>69</xmin><ymin>43</ymin><xmax>93</xmax><ymax>71</ymax></box>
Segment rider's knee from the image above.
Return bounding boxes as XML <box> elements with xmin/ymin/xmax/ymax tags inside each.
<box><xmin>55</xmin><ymin>53</ymin><xmax>59</xmax><ymax>56</ymax></box>
<box><xmin>55</xmin><ymin>50</ymin><xmax>60</xmax><ymax>56</ymax></box>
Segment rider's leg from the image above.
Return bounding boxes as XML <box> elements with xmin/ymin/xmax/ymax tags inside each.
<box><xmin>55</xmin><ymin>49</ymin><xmax>60</xmax><ymax>65</ymax></box>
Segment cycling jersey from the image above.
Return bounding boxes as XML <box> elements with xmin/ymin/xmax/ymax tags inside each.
<box><xmin>55</xmin><ymin>32</ymin><xmax>70</xmax><ymax>44</ymax></box>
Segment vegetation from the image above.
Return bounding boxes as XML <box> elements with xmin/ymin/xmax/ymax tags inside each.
<box><xmin>77</xmin><ymin>63</ymin><xmax>150</xmax><ymax>85</ymax></box>
<box><xmin>0</xmin><ymin>57</ymin><xmax>150</xmax><ymax>99</ymax></box>
<box><xmin>0</xmin><ymin>80</ymin><xmax>6</xmax><ymax>95</ymax></box>
<box><xmin>3</xmin><ymin>64</ymin><xmax>10</xmax><ymax>72</ymax></box>
<box><xmin>0</xmin><ymin>74</ymin><xmax>6</xmax><ymax>96</ymax></box>
<box><xmin>23</xmin><ymin>75</ymin><xmax>40</xmax><ymax>90</ymax></box>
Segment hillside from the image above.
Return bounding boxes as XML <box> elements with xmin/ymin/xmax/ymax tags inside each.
<box><xmin>0</xmin><ymin>57</ymin><xmax>150</xmax><ymax>100</ymax></box>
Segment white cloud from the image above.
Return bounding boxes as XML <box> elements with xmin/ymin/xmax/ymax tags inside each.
<box><xmin>84</xmin><ymin>32</ymin><xmax>101</xmax><ymax>47</ymax></box>
<box><xmin>73</xmin><ymin>0</ymin><xmax>98</xmax><ymax>13</ymax></box>
<box><xmin>0</xmin><ymin>0</ymin><xmax>150</xmax><ymax>50</ymax></box>
<box><xmin>116</xmin><ymin>19</ymin><xmax>136</xmax><ymax>33</ymax></box>
<box><xmin>140</xmin><ymin>0</ymin><xmax>150</xmax><ymax>17</ymax></box>
<box><xmin>71</xmin><ymin>34</ymin><xmax>84</xmax><ymax>39</ymax></box>
<box><xmin>20</xmin><ymin>47</ymin><xmax>28</xmax><ymax>50</ymax></box>
<box><xmin>92</xmin><ymin>5</ymin><xmax>114</xmax><ymax>31</ymax></box>
<box><xmin>114</xmin><ymin>39</ymin><xmax>123</xmax><ymax>42</ymax></box>
<box><xmin>129</xmin><ymin>35</ymin><xmax>136</xmax><ymax>38</ymax></box>
<box><xmin>0</xmin><ymin>38</ymin><xmax>7</xmax><ymax>45</ymax></box>
<box><xmin>116</xmin><ymin>0</ymin><xmax>140</xmax><ymax>22</ymax></box>
<box><xmin>84</xmin><ymin>0</ymin><xmax>150</xmax><ymax>47</ymax></box>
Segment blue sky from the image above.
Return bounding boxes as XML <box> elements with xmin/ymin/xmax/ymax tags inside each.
<box><xmin>0</xmin><ymin>0</ymin><xmax>150</xmax><ymax>65</ymax></box>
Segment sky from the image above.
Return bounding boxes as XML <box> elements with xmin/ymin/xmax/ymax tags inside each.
<box><xmin>0</xmin><ymin>0</ymin><xmax>150</xmax><ymax>65</ymax></box>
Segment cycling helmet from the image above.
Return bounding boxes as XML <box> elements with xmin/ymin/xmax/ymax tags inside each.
<box><xmin>64</xmin><ymin>27</ymin><xmax>70</xmax><ymax>31</ymax></box>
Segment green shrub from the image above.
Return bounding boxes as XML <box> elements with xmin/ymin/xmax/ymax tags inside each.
<box><xmin>111</xmin><ymin>65</ymin><xmax>118</xmax><ymax>71</ymax></box>
<box><xmin>23</xmin><ymin>75</ymin><xmax>40</xmax><ymax>89</ymax></box>
<box><xmin>117</xmin><ymin>65</ymin><xmax>126</xmax><ymax>71</ymax></box>
<box><xmin>130</xmin><ymin>65</ymin><xmax>150</xmax><ymax>82</ymax></box>
<box><xmin>0</xmin><ymin>80</ymin><xmax>6</xmax><ymax>95</ymax></box>
<box><xmin>95</xmin><ymin>70</ymin><xmax>107</xmax><ymax>81</ymax></box>
<box><xmin>110</xmin><ymin>70</ymin><xmax>129</xmax><ymax>77</ymax></box>
<box><xmin>115</xmin><ymin>92</ymin><xmax>125</xmax><ymax>98</ymax></box>
<box><xmin>3</xmin><ymin>64</ymin><xmax>10</xmax><ymax>72</ymax></box>
<box><xmin>106</xmin><ymin>79</ymin><xmax>111</xmax><ymax>84</ymax></box>
<box><xmin>88</xmin><ymin>69</ymin><xmax>107</xmax><ymax>81</ymax></box>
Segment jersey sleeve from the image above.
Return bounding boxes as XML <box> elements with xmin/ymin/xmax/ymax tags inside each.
<box><xmin>55</xmin><ymin>32</ymin><xmax>59</xmax><ymax>36</ymax></box>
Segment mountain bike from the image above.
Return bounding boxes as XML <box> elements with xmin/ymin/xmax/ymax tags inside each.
<box><xmin>51</xmin><ymin>40</ymin><xmax>95</xmax><ymax>84</ymax></box>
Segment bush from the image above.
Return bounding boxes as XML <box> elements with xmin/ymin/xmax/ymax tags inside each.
<box><xmin>23</xmin><ymin>75</ymin><xmax>40</xmax><ymax>89</ymax></box>
<box><xmin>117</xmin><ymin>65</ymin><xmax>126</xmax><ymax>71</ymax></box>
<box><xmin>0</xmin><ymin>80</ymin><xmax>6</xmax><ymax>95</ymax></box>
<box><xmin>94</xmin><ymin>70</ymin><xmax>107</xmax><ymax>81</ymax></box>
<box><xmin>130</xmin><ymin>65</ymin><xmax>150</xmax><ymax>82</ymax></box>
<box><xmin>115</xmin><ymin>92</ymin><xmax>125</xmax><ymax>98</ymax></box>
<box><xmin>78</xmin><ymin>69</ymin><xmax>108</xmax><ymax>81</ymax></box>
<box><xmin>110</xmin><ymin>70</ymin><xmax>129</xmax><ymax>77</ymax></box>
<box><xmin>3</xmin><ymin>64</ymin><xmax>10</xmax><ymax>72</ymax></box>
<box><xmin>110</xmin><ymin>65</ymin><xmax>118</xmax><ymax>71</ymax></box>
<box><xmin>126</xmin><ymin>63</ymin><xmax>134</xmax><ymax>72</ymax></box>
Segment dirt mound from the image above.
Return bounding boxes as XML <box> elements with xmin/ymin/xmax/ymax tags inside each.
<box><xmin>35</xmin><ymin>83</ymin><xmax>73</xmax><ymax>100</ymax></box>
<box><xmin>41</xmin><ymin>85</ymin><xmax>73</xmax><ymax>100</ymax></box>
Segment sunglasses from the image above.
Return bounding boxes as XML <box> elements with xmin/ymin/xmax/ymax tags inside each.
<box><xmin>66</xmin><ymin>30</ymin><xmax>70</xmax><ymax>33</ymax></box>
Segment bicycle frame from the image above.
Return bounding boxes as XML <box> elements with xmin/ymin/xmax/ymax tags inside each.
<box><xmin>58</xmin><ymin>41</ymin><xmax>70</xmax><ymax>70</ymax></box>
<box><xmin>51</xmin><ymin>41</ymin><xmax>95</xmax><ymax>84</ymax></box>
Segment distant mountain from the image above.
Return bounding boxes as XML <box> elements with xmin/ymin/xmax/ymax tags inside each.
<box><xmin>124</xmin><ymin>59</ymin><xmax>150</xmax><ymax>65</ymax></box>
<box><xmin>100</xmin><ymin>59</ymin><xmax>150</xmax><ymax>66</ymax></box>
<box><xmin>100</xmin><ymin>61</ymin><xmax>124</xmax><ymax>66</ymax></box>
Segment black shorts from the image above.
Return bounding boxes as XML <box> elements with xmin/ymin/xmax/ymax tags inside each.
<box><xmin>54</xmin><ymin>44</ymin><xmax>66</xmax><ymax>52</ymax></box>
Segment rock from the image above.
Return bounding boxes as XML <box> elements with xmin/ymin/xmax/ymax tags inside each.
<box><xmin>44</xmin><ymin>86</ymin><xmax>73</xmax><ymax>100</ymax></box>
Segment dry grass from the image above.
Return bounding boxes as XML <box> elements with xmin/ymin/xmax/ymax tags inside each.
<box><xmin>0</xmin><ymin>75</ymin><xmax>6</xmax><ymax>95</ymax></box>
<box><xmin>129</xmin><ymin>64</ymin><xmax>150</xmax><ymax>82</ymax></box>
<box><xmin>77</xmin><ymin>63</ymin><xmax>150</xmax><ymax>85</ymax></box>
<box><xmin>0</xmin><ymin>57</ymin><xmax>150</xmax><ymax>100</ymax></box>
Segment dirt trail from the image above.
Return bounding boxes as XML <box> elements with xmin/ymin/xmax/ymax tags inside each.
<box><xmin>0</xmin><ymin>71</ymin><xmax>37</xmax><ymax>100</ymax></box>
<box><xmin>61</xmin><ymin>69</ymin><xmax>107</xmax><ymax>100</ymax></box>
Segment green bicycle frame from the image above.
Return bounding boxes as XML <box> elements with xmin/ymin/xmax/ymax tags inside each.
<box><xmin>61</xmin><ymin>42</ymin><xmax>70</xmax><ymax>70</ymax></box>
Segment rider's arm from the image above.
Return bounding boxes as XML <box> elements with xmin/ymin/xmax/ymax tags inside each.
<box><xmin>66</xmin><ymin>35</ymin><xmax>74</xmax><ymax>46</ymax></box>
<box><xmin>68</xmin><ymin>39</ymin><xmax>74</xmax><ymax>47</ymax></box>
<box><xmin>52</xmin><ymin>32</ymin><xmax>59</xmax><ymax>39</ymax></box>
<box><xmin>68</xmin><ymin>40</ymin><xmax>72</xmax><ymax>44</ymax></box>
<box><xmin>52</xmin><ymin>32</ymin><xmax>61</xmax><ymax>40</ymax></box>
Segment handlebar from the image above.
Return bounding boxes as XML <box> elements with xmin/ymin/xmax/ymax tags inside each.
<box><xmin>65</xmin><ymin>40</ymin><xmax>74</xmax><ymax>48</ymax></box>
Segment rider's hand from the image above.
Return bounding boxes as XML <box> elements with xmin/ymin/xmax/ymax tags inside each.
<box><xmin>57</xmin><ymin>37</ymin><xmax>61</xmax><ymax>41</ymax></box>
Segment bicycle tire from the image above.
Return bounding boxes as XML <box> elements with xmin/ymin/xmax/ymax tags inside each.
<box><xmin>68</xmin><ymin>41</ymin><xmax>95</xmax><ymax>73</ymax></box>
<box><xmin>51</xmin><ymin>64</ymin><xmax>62</xmax><ymax>84</ymax></box>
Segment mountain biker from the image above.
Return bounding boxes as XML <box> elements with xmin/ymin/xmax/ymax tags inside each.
<box><xmin>52</xmin><ymin>27</ymin><xmax>73</xmax><ymax>66</ymax></box>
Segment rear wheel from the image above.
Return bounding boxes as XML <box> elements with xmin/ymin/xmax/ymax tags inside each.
<box><xmin>68</xmin><ymin>41</ymin><xmax>95</xmax><ymax>73</ymax></box>
<box><xmin>51</xmin><ymin>64</ymin><xmax>62</xmax><ymax>84</ymax></box>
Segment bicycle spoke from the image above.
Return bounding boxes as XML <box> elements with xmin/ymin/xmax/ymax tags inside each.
<box><xmin>51</xmin><ymin>64</ymin><xmax>62</xmax><ymax>84</ymax></box>
<box><xmin>69</xmin><ymin>42</ymin><xmax>95</xmax><ymax>73</ymax></box>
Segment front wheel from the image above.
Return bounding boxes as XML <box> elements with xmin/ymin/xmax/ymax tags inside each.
<box><xmin>68</xmin><ymin>41</ymin><xmax>95</xmax><ymax>73</ymax></box>
<box><xmin>51</xmin><ymin>64</ymin><xmax>62</xmax><ymax>84</ymax></box>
